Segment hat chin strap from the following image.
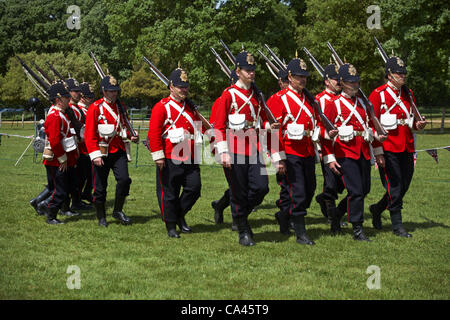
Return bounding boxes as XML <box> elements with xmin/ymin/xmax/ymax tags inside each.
<box><xmin>388</xmin><ymin>71</ymin><xmax>403</xmax><ymax>90</ymax></box>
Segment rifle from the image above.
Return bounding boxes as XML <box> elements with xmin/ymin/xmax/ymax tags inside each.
<box><xmin>263</xmin><ymin>45</ymin><xmax>337</xmax><ymax>131</ymax></box>
<box><xmin>210</xmin><ymin>47</ymin><xmax>231</xmax><ymax>79</ymax></box>
<box><xmin>16</xmin><ymin>56</ymin><xmax>50</xmax><ymax>100</ymax></box>
<box><xmin>218</xmin><ymin>40</ymin><xmax>277</xmax><ymax>125</ymax></box>
<box><xmin>143</xmin><ymin>56</ymin><xmax>212</xmax><ymax>130</ymax></box>
<box><xmin>46</xmin><ymin>62</ymin><xmax>66</xmax><ymax>82</ymax></box>
<box><xmin>257</xmin><ymin>49</ymin><xmax>280</xmax><ymax>80</ymax></box>
<box><xmin>89</xmin><ymin>51</ymin><xmax>137</xmax><ymax>138</ymax></box>
<box><xmin>327</xmin><ymin>41</ymin><xmax>388</xmax><ymax>136</ymax></box>
<box><xmin>373</xmin><ymin>36</ymin><xmax>424</xmax><ymax>122</ymax></box>
<box><xmin>31</xmin><ymin>62</ymin><xmax>52</xmax><ymax>86</ymax></box>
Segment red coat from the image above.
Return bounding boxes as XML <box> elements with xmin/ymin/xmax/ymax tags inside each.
<box><xmin>70</xmin><ymin>102</ymin><xmax>87</xmax><ymax>155</ymax></box>
<box><xmin>213</xmin><ymin>83</ymin><xmax>280</xmax><ymax>158</ymax></box>
<box><xmin>43</xmin><ymin>106</ymin><xmax>79</xmax><ymax>167</ymax></box>
<box><xmin>148</xmin><ymin>96</ymin><xmax>203</xmax><ymax>162</ymax></box>
<box><xmin>369</xmin><ymin>82</ymin><xmax>417</xmax><ymax>153</ymax></box>
<box><xmin>321</xmin><ymin>94</ymin><xmax>376</xmax><ymax>163</ymax></box>
<box><xmin>267</xmin><ymin>87</ymin><xmax>316</xmax><ymax>158</ymax></box>
<box><xmin>85</xmin><ymin>98</ymin><xmax>130</xmax><ymax>160</ymax></box>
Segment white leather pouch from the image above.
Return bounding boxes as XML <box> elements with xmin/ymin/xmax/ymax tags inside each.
<box><xmin>380</xmin><ymin>113</ymin><xmax>397</xmax><ymax>130</ymax></box>
<box><xmin>168</xmin><ymin>127</ymin><xmax>185</xmax><ymax>144</ymax></box>
<box><xmin>98</xmin><ymin>124</ymin><xmax>116</xmax><ymax>138</ymax></box>
<box><xmin>363</xmin><ymin>128</ymin><xmax>374</xmax><ymax>143</ymax></box>
<box><xmin>287</xmin><ymin>123</ymin><xmax>305</xmax><ymax>140</ymax></box>
<box><xmin>228</xmin><ymin>113</ymin><xmax>246</xmax><ymax>130</ymax></box>
<box><xmin>338</xmin><ymin>125</ymin><xmax>354</xmax><ymax>142</ymax></box>
<box><xmin>62</xmin><ymin>136</ymin><xmax>77</xmax><ymax>152</ymax></box>
<box><xmin>311</xmin><ymin>126</ymin><xmax>320</xmax><ymax>142</ymax></box>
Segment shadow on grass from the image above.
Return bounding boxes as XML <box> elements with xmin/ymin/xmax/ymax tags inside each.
<box><xmin>62</xmin><ymin>209</ymin><xmax>160</xmax><ymax>225</ymax></box>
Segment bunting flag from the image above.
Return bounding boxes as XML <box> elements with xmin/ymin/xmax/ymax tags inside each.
<box><xmin>445</xmin><ymin>146</ymin><xmax>450</xmax><ymax>152</ymax></box>
<box><xmin>425</xmin><ymin>149</ymin><xmax>439</xmax><ymax>163</ymax></box>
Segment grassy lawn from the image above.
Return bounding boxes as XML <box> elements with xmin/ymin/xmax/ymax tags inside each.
<box><xmin>0</xmin><ymin>123</ymin><xmax>449</xmax><ymax>300</ymax></box>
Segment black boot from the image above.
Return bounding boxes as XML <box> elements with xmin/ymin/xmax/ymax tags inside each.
<box><xmin>329</xmin><ymin>207</ymin><xmax>342</xmax><ymax>236</ymax></box>
<box><xmin>177</xmin><ymin>213</ymin><xmax>192</xmax><ymax>233</ymax></box>
<box><xmin>293</xmin><ymin>215</ymin><xmax>315</xmax><ymax>245</ymax></box>
<box><xmin>315</xmin><ymin>193</ymin><xmax>329</xmax><ymax>219</ymax></box>
<box><xmin>236</xmin><ymin>216</ymin><xmax>255</xmax><ymax>246</ymax></box>
<box><xmin>352</xmin><ymin>223</ymin><xmax>371</xmax><ymax>241</ymax></box>
<box><xmin>36</xmin><ymin>197</ymin><xmax>51</xmax><ymax>216</ymax></box>
<box><xmin>231</xmin><ymin>216</ymin><xmax>238</xmax><ymax>231</ymax></box>
<box><xmin>166</xmin><ymin>221</ymin><xmax>180</xmax><ymax>238</ymax></box>
<box><xmin>71</xmin><ymin>193</ymin><xmax>92</xmax><ymax>211</ymax></box>
<box><xmin>94</xmin><ymin>202</ymin><xmax>108</xmax><ymax>227</ymax></box>
<box><xmin>336</xmin><ymin>199</ymin><xmax>348</xmax><ymax>227</ymax></box>
<box><xmin>30</xmin><ymin>187</ymin><xmax>51</xmax><ymax>214</ymax></box>
<box><xmin>46</xmin><ymin>207</ymin><xmax>64</xmax><ymax>225</ymax></box>
<box><xmin>211</xmin><ymin>190</ymin><xmax>229</xmax><ymax>224</ymax></box>
<box><xmin>275</xmin><ymin>211</ymin><xmax>291</xmax><ymax>235</ymax></box>
<box><xmin>370</xmin><ymin>194</ymin><xmax>388</xmax><ymax>230</ymax></box>
<box><xmin>390</xmin><ymin>210</ymin><xmax>412</xmax><ymax>238</ymax></box>
<box><xmin>112</xmin><ymin>196</ymin><xmax>131</xmax><ymax>225</ymax></box>
<box><xmin>60</xmin><ymin>198</ymin><xmax>81</xmax><ymax>217</ymax></box>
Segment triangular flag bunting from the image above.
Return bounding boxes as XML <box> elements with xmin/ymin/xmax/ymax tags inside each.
<box><xmin>426</xmin><ymin>149</ymin><xmax>439</xmax><ymax>163</ymax></box>
<box><xmin>444</xmin><ymin>146</ymin><xmax>450</xmax><ymax>151</ymax></box>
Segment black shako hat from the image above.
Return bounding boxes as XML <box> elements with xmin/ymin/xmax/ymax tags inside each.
<box><xmin>235</xmin><ymin>51</ymin><xmax>256</xmax><ymax>71</ymax></box>
<box><xmin>385</xmin><ymin>56</ymin><xmax>407</xmax><ymax>78</ymax></box>
<box><xmin>48</xmin><ymin>81</ymin><xmax>71</xmax><ymax>101</ymax></box>
<box><xmin>323</xmin><ymin>64</ymin><xmax>339</xmax><ymax>80</ymax></box>
<box><xmin>80</xmin><ymin>82</ymin><xmax>95</xmax><ymax>98</ymax></box>
<box><xmin>339</xmin><ymin>63</ymin><xmax>360</xmax><ymax>82</ymax></box>
<box><xmin>100</xmin><ymin>75</ymin><xmax>120</xmax><ymax>92</ymax></box>
<box><xmin>168</xmin><ymin>68</ymin><xmax>189</xmax><ymax>88</ymax></box>
<box><xmin>278</xmin><ymin>69</ymin><xmax>289</xmax><ymax>82</ymax></box>
<box><xmin>287</xmin><ymin>58</ymin><xmax>309</xmax><ymax>77</ymax></box>
<box><xmin>65</xmin><ymin>78</ymin><xmax>81</xmax><ymax>92</ymax></box>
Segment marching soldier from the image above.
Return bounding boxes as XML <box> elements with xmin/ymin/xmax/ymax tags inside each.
<box><xmin>213</xmin><ymin>51</ymin><xmax>285</xmax><ymax>246</ymax></box>
<box><xmin>321</xmin><ymin>63</ymin><xmax>386</xmax><ymax>241</ymax></box>
<box><xmin>42</xmin><ymin>82</ymin><xmax>80</xmax><ymax>224</ymax></box>
<box><xmin>148</xmin><ymin>67</ymin><xmax>204</xmax><ymax>238</ymax></box>
<box><xmin>84</xmin><ymin>76</ymin><xmax>139</xmax><ymax>227</ymax></box>
<box><xmin>267</xmin><ymin>57</ymin><xmax>318</xmax><ymax>245</ymax></box>
<box><xmin>369</xmin><ymin>56</ymin><xmax>427</xmax><ymax>237</ymax></box>
<box><xmin>314</xmin><ymin>64</ymin><xmax>348</xmax><ymax>224</ymax></box>
<box><xmin>76</xmin><ymin>82</ymin><xmax>95</xmax><ymax>204</ymax></box>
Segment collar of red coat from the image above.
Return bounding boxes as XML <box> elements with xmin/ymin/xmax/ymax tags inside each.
<box><xmin>231</xmin><ymin>83</ymin><xmax>253</xmax><ymax>95</ymax></box>
<box><xmin>339</xmin><ymin>93</ymin><xmax>357</xmax><ymax>103</ymax></box>
<box><xmin>386</xmin><ymin>81</ymin><xmax>400</xmax><ymax>93</ymax></box>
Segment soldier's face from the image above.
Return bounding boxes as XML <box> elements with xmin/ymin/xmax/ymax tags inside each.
<box><xmin>170</xmin><ymin>85</ymin><xmax>189</xmax><ymax>101</ymax></box>
<box><xmin>236</xmin><ymin>68</ymin><xmax>255</xmax><ymax>85</ymax></box>
<box><xmin>70</xmin><ymin>90</ymin><xmax>81</xmax><ymax>103</ymax></box>
<box><xmin>57</xmin><ymin>96</ymin><xmax>70</xmax><ymax>109</ymax></box>
<box><xmin>325</xmin><ymin>79</ymin><xmax>341</xmax><ymax>92</ymax></box>
<box><xmin>342</xmin><ymin>81</ymin><xmax>360</xmax><ymax>97</ymax></box>
<box><xmin>103</xmin><ymin>90</ymin><xmax>118</xmax><ymax>103</ymax></box>
<box><xmin>289</xmin><ymin>74</ymin><xmax>307</xmax><ymax>91</ymax></box>
<box><xmin>388</xmin><ymin>73</ymin><xmax>406</xmax><ymax>87</ymax></box>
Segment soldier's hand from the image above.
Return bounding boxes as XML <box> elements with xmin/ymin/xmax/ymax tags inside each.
<box><xmin>328</xmin><ymin>129</ymin><xmax>338</xmax><ymax>139</ymax></box>
<box><xmin>93</xmin><ymin>157</ymin><xmax>104</xmax><ymax>167</ymax></box>
<box><xmin>375</xmin><ymin>154</ymin><xmax>385</xmax><ymax>168</ymax></box>
<box><xmin>378</xmin><ymin>134</ymin><xmax>388</xmax><ymax>143</ymax></box>
<box><xmin>416</xmin><ymin>120</ymin><xmax>427</xmax><ymax>130</ymax></box>
<box><xmin>270</xmin><ymin>122</ymin><xmax>281</xmax><ymax>130</ymax></box>
<box><xmin>155</xmin><ymin>159</ymin><xmax>165</xmax><ymax>170</ymax></box>
<box><xmin>221</xmin><ymin>153</ymin><xmax>232</xmax><ymax>169</ymax></box>
<box><xmin>328</xmin><ymin>161</ymin><xmax>342</xmax><ymax>176</ymax></box>
<box><xmin>276</xmin><ymin>160</ymin><xmax>286</xmax><ymax>175</ymax></box>
<box><xmin>59</xmin><ymin>161</ymin><xmax>68</xmax><ymax>172</ymax></box>
<box><xmin>131</xmin><ymin>132</ymin><xmax>139</xmax><ymax>143</ymax></box>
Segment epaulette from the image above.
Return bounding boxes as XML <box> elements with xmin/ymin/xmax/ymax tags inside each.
<box><xmin>373</xmin><ymin>83</ymin><xmax>388</xmax><ymax>94</ymax></box>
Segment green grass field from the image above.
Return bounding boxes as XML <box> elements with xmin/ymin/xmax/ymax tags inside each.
<box><xmin>0</xmin><ymin>123</ymin><xmax>449</xmax><ymax>300</ymax></box>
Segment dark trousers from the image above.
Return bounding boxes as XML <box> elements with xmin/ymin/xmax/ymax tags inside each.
<box><xmin>45</xmin><ymin>165</ymin><xmax>77</xmax><ymax>210</ymax></box>
<box><xmin>378</xmin><ymin>151</ymin><xmax>414</xmax><ymax>212</ymax></box>
<box><xmin>224</xmin><ymin>153</ymin><xmax>269</xmax><ymax>218</ymax></box>
<box><xmin>156</xmin><ymin>159</ymin><xmax>201</xmax><ymax>223</ymax></box>
<box><xmin>76</xmin><ymin>153</ymin><xmax>92</xmax><ymax>198</ymax></box>
<box><xmin>320</xmin><ymin>160</ymin><xmax>345</xmax><ymax>200</ymax></box>
<box><xmin>277</xmin><ymin>154</ymin><xmax>316</xmax><ymax>217</ymax></box>
<box><xmin>337</xmin><ymin>156</ymin><xmax>371</xmax><ymax>224</ymax></box>
<box><xmin>92</xmin><ymin>150</ymin><xmax>131</xmax><ymax>204</ymax></box>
